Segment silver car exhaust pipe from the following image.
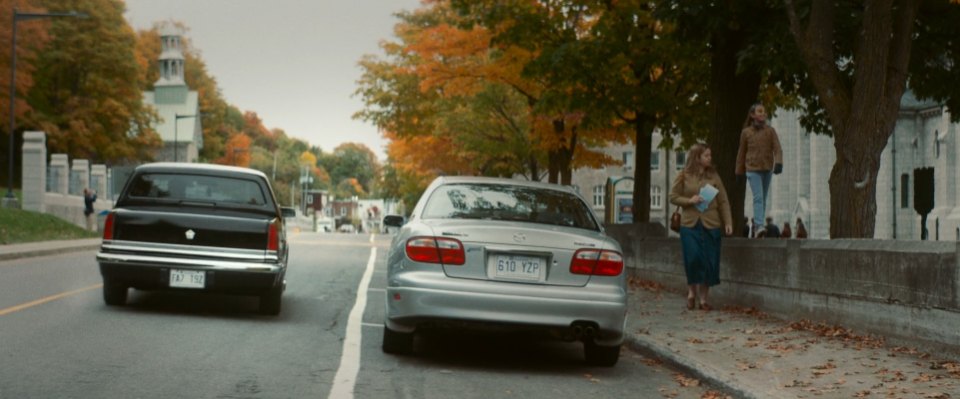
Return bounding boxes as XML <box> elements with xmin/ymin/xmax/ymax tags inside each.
<box><xmin>571</xmin><ymin>325</ymin><xmax>584</xmax><ymax>339</ymax></box>
<box><xmin>584</xmin><ymin>326</ymin><xmax>596</xmax><ymax>338</ymax></box>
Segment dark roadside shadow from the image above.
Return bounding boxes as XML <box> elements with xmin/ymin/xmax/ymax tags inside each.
<box><xmin>97</xmin><ymin>289</ymin><xmax>307</xmax><ymax>322</ymax></box>
<box><xmin>387</xmin><ymin>328</ymin><xmax>607</xmax><ymax>374</ymax></box>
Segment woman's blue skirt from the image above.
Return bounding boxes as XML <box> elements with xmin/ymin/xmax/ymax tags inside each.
<box><xmin>679</xmin><ymin>220</ymin><xmax>722</xmax><ymax>286</ymax></box>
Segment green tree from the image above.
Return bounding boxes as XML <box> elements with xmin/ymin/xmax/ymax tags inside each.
<box><xmin>323</xmin><ymin>143</ymin><xmax>380</xmax><ymax>197</ymax></box>
<box><xmin>782</xmin><ymin>0</ymin><xmax>960</xmax><ymax>238</ymax></box>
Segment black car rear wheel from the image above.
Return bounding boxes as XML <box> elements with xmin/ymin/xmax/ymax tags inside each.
<box><xmin>258</xmin><ymin>284</ymin><xmax>283</xmax><ymax>316</ymax></box>
<box><xmin>103</xmin><ymin>279</ymin><xmax>128</xmax><ymax>306</ymax></box>
<box><xmin>584</xmin><ymin>341</ymin><xmax>620</xmax><ymax>367</ymax></box>
<box><xmin>382</xmin><ymin>325</ymin><xmax>414</xmax><ymax>355</ymax></box>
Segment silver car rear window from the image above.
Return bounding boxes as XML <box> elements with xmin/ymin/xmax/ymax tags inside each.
<box><xmin>422</xmin><ymin>183</ymin><xmax>599</xmax><ymax>230</ymax></box>
<box><xmin>127</xmin><ymin>173</ymin><xmax>267</xmax><ymax>206</ymax></box>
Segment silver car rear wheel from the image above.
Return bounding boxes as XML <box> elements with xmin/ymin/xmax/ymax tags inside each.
<box><xmin>382</xmin><ymin>325</ymin><xmax>414</xmax><ymax>355</ymax></box>
<box><xmin>584</xmin><ymin>341</ymin><xmax>620</xmax><ymax>367</ymax></box>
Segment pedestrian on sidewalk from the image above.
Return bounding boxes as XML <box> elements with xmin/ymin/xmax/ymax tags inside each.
<box><xmin>763</xmin><ymin>217</ymin><xmax>781</xmax><ymax>238</ymax></box>
<box><xmin>735</xmin><ymin>103</ymin><xmax>783</xmax><ymax>238</ymax></box>
<box><xmin>670</xmin><ymin>143</ymin><xmax>733</xmax><ymax>312</ymax></box>
<box><xmin>795</xmin><ymin>217</ymin><xmax>808</xmax><ymax>239</ymax></box>
<box><xmin>83</xmin><ymin>188</ymin><xmax>97</xmax><ymax>232</ymax></box>
<box><xmin>781</xmin><ymin>221</ymin><xmax>792</xmax><ymax>239</ymax></box>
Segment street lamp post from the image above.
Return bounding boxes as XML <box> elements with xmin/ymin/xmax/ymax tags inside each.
<box><xmin>4</xmin><ymin>8</ymin><xmax>87</xmax><ymax>208</ymax></box>
<box><xmin>173</xmin><ymin>113</ymin><xmax>196</xmax><ymax>162</ymax></box>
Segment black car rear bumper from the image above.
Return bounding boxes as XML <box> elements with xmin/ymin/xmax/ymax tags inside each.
<box><xmin>98</xmin><ymin>256</ymin><xmax>283</xmax><ymax>295</ymax></box>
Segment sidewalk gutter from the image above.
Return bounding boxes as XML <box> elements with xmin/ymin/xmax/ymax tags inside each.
<box><xmin>625</xmin><ymin>332</ymin><xmax>759</xmax><ymax>399</ymax></box>
<box><xmin>0</xmin><ymin>238</ymin><xmax>101</xmax><ymax>261</ymax></box>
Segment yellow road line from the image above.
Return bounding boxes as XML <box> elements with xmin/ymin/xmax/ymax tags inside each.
<box><xmin>0</xmin><ymin>283</ymin><xmax>102</xmax><ymax>316</ymax></box>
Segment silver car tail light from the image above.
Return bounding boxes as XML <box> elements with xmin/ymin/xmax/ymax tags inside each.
<box><xmin>570</xmin><ymin>249</ymin><xmax>624</xmax><ymax>276</ymax></box>
<box><xmin>405</xmin><ymin>236</ymin><xmax>465</xmax><ymax>265</ymax></box>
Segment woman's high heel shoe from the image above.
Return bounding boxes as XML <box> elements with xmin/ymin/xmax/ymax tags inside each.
<box><xmin>686</xmin><ymin>297</ymin><xmax>696</xmax><ymax>310</ymax></box>
<box><xmin>699</xmin><ymin>303</ymin><xmax>712</xmax><ymax>311</ymax></box>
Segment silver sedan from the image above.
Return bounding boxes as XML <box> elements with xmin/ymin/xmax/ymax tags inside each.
<box><xmin>382</xmin><ymin>176</ymin><xmax>627</xmax><ymax>366</ymax></box>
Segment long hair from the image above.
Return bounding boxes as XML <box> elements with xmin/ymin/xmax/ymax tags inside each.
<box><xmin>682</xmin><ymin>143</ymin><xmax>714</xmax><ymax>177</ymax></box>
<box><xmin>742</xmin><ymin>103</ymin><xmax>763</xmax><ymax>129</ymax></box>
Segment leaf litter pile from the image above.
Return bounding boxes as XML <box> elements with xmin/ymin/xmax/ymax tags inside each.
<box><xmin>627</xmin><ymin>277</ymin><xmax>960</xmax><ymax>398</ymax></box>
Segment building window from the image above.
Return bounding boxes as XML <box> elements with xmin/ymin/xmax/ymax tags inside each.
<box><xmin>901</xmin><ymin>174</ymin><xmax>909</xmax><ymax>209</ymax></box>
<box><xmin>340</xmin><ymin>207</ymin><xmax>347</xmax><ymax>217</ymax></box>
<box><xmin>650</xmin><ymin>186</ymin><xmax>662</xmax><ymax>209</ymax></box>
<box><xmin>622</xmin><ymin>151</ymin><xmax>633</xmax><ymax>171</ymax></box>
<box><xmin>592</xmin><ymin>185</ymin><xmax>605</xmax><ymax>207</ymax></box>
<box><xmin>675</xmin><ymin>151</ymin><xmax>686</xmax><ymax>170</ymax></box>
<box><xmin>936</xmin><ymin>130</ymin><xmax>941</xmax><ymax>158</ymax></box>
<box><xmin>650</xmin><ymin>151</ymin><xmax>660</xmax><ymax>171</ymax></box>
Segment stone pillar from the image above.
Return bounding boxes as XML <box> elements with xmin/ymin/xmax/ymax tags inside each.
<box><xmin>21</xmin><ymin>132</ymin><xmax>46</xmax><ymax>212</ymax></box>
<box><xmin>71</xmin><ymin>159</ymin><xmax>89</xmax><ymax>195</ymax></box>
<box><xmin>91</xmin><ymin>164</ymin><xmax>107</xmax><ymax>198</ymax></box>
<box><xmin>50</xmin><ymin>154</ymin><xmax>69</xmax><ymax>194</ymax></box>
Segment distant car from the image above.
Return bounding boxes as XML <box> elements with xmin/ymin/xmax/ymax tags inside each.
<box><xmin>380</xmin><ymin>214</ymin><xmax>405</xmax><ymax>234</ymax></box>
<box><xmin>338</xmin><ymin>224</ymin><xmax>356</xmax><ymax>233</ymax></box>
<box><xmin>96</xmin><ymin>163</ymin><xmax>295</xmax><ymax>315</ymax></box>
<box><xmin>381</xmin><ymin>176</ymin><xmax>628</xmax><ymax>366</ymax></box>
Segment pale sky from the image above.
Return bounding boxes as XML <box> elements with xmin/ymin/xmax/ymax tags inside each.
<box><xmin>123</xmin><ymin>0</ymin><xmax>423</xmax><ymax>160</ymax></box>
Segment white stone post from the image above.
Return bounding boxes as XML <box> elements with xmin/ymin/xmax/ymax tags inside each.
<box><xmin>49</xmin><ymin>154</ymin><xmax>69</xmax><ymax>195</ymax></box>
<box><xmin>72</xmin><ymin>159</ymin><xmax>89</xmax><ymax>195</ymax></box>
<box><xmin>21</xmin><ymin>131</ymin><xmax>46</xmax><ymax>212</ymax></box>
<box><xmin>91</xmin><ymin>164</ymin><xmax>107</xmax><ymax>198</ymax></box>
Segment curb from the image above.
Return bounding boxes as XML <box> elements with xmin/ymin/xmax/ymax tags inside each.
<box><xmin>624</xmin><ymin>333</ymin><xmax>761</xmax><ymax>399</ymax></box>
<box><xmin>0</xmin><ymin>242</ymin><xmax>101</xmax><ymax>262</ymax></box>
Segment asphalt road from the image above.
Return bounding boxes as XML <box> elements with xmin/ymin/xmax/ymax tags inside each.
<box><xmin>0</xmin><ymin>232</ymin><xmax>719</xmax><ymax>399</ymax></box>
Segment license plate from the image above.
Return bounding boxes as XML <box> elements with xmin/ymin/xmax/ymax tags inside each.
<box><xmin>170</xmin><ymin>269</ymin><xmax>205</xmax><ymax>289</ymax></box>
<box><xmin>493</xmin><ymin>255</ymin><xmax>544</xmax><ymax>281</ymax></box>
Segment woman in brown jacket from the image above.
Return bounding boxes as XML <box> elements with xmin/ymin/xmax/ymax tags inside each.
<box><xmin>670</xmin><ymin>143</ymin><xmax>733</xmax><ymax>311</ymax></box>
<box><xmin>735</xmin><ymin>103</ymin><xmax>783</xmax><ymax>237</ymax></box>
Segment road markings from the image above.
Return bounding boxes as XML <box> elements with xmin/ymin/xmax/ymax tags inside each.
<box><xmin>328</xmin><ymin>247</ymin><xmax>376</xmax><ymax>399</ymax></box>
<box><xmin>0</xmin><ymin>283</ymin><xmax>102</xmax><ymax>317</ymax></box>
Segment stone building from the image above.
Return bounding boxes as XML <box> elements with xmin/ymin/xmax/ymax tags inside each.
<box><xmin>143</xmin><ymin>24</ymin><xmax>202</xmax><ymax>163</ymax></box>
<box><xmin>572</xmin><ymin>92</ymin><xmax>956</xmax><ymax>240</ymax></box>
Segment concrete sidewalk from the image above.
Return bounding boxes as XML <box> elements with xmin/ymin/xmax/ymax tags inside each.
<box><xmin>624</xmin><ymin>280</ymin><xmax>960</xmax><ymax>399</ymax></box>
<box><xmin>0</xmin><ymin>238</ymin><xmax>101</xmax><ymax>261</ymax></box>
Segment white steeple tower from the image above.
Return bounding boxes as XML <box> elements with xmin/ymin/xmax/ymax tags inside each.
<box><xmin>154</xmin><ymin>24</ymin><xmax>188</xmax><ymax>104</ymax></box>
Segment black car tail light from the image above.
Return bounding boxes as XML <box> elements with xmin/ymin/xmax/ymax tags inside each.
<box><xmin>267</xmin><ymin>218</ymin><xmax>280</xmax><ymax>252</ymax></box>
<box><xmin>102</xmin><ymin>212</ymin><xmax>116</xmax><ymax>240</ymax></box>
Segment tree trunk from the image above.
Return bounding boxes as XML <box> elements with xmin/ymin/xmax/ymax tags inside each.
<box><xmin>708</xmin><ymin>29</ymin><xmax>761</xmax><ymax>237</ymax></box>
<box><xmin>785</xmin><ymin>0</ymin><xmax>920</xmax><ymax>238</ymax></box>
<box><xmin>632</xmin><ymin>115</ymin><xmax>655</xmax><ymax>223</ymax></box>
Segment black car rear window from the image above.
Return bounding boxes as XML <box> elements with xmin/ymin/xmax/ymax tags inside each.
<box><xmin>126</xmin><ymin>173</ymin><xmax>267</xmax><ymax>206</ymax></box>
<box><xmin>422</xmin><ymin>183</ymin><xmax>599</xmax><ymax>231</ymax></box>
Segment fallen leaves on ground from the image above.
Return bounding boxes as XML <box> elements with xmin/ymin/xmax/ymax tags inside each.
<box><xmin>629</xmin><ymin>277</ymin><xmax>666</xmax><ymax>292</ymax></box>
<box><xmin>788</xmin><ymin>319</ymin><xmax>885</xmax><ymax>349</ymax></box>
<box><xmin>700</xmin><ymin>390</ymin><xmax>732</xmax><ymax>399</ymax></box>
<box><xmin>673</xmin><ymin>373</ymin><xmax>701</xmax><ymax>387</ymax></box>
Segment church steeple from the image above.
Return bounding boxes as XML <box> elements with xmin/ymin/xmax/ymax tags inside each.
<box><xmin>153</xmin><ymin>23</ymin><xmax>188</xmax><ymax>104</ymax></box>
<box><xmin>156</xmin><ymin>24</ymin><xmax>185</xmax><ymax>86</ymax></box>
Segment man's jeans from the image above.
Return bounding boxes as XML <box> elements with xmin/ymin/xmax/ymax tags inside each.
<box><xmin>746</xmin><ymin>171</ymin><xmax>772</xmax><ymax>230</ymax></box>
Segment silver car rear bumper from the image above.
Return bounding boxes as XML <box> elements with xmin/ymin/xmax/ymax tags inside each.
<box><xmin>385</xmin><ymin>272</ymin><xmax>627</xmax><ymax>345</ymax></box>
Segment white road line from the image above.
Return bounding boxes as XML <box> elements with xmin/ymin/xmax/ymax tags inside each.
<box><xmin>369</xmin><ymin>233</ymin><xmax>375</xmax><ymax>243</ymax></box>
<box><xmin>328</xmin><ymin>247</ymin><xmax>376</xmax><ymax>399</ymax></box>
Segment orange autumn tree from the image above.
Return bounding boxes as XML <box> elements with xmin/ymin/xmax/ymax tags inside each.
<box><xmin>400</xmin><ymin>0</ymin><xmax>625</xmax><ymax>184</ymax></box>
<box><xmin>218</xmin><ymin>133</ymin><xmax>251</xmax><ymax>167</ymax></box>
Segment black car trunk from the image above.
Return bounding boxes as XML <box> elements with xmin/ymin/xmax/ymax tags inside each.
<box><xmin>112</xmin><ymin>208</ymin><xmax>272</xmax><ymax>250</ymax></box>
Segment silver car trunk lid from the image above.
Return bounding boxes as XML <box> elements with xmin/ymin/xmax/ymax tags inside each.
<box><xmin>425</xmin><ymin>219</ymin><xmax>609</xmax><ymax>287</ymax></box>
